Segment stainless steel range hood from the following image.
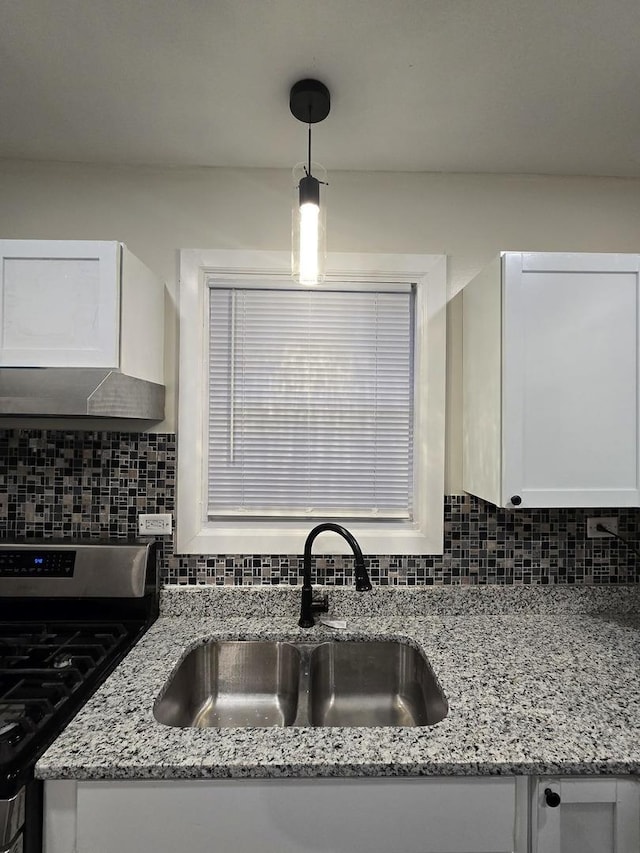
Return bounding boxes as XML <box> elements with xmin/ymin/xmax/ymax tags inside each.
<box><xmin>0</xmin><ymin>368</ymin><xmax>165</xmax><ymax>420</ymax></box>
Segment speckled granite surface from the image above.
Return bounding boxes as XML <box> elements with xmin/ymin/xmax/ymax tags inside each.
<box><xmin>36</xmin><ymin>585</ymin><xmax>640</xmax><ymax>780</ymax></box>
<box><xmin>160</xmin><ymin>583</ymin><xmax>640</xmax><ymax>618</ymax></box>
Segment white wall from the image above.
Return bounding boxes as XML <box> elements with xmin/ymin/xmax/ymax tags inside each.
<box><xmin>1</xmin><ymin>159</ymin><xmax>639</xmax><ymax>491</ymax></box>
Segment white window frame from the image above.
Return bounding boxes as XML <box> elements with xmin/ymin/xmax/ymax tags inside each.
<box><xmin>177</xmin><ymin>250</ymin><xmax>446</xmax><ymax>556</ymax></box>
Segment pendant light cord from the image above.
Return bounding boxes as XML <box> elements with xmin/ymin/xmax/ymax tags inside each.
<box><xmin>305</xmin><ymin>110</ymin><xmax>327</xmax><ymax>186</ymax></box>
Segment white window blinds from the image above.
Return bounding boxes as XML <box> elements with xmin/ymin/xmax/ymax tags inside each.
<box><xmin>207</xmin><ymin>283</ymin><xmax>414</xmax><ymax>519</ymax></box>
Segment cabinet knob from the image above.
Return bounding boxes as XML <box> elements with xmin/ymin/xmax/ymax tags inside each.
<box><xmin>510</xmin><ymin>495</ymin><xmax>522</xmax><ymax>506</ymax></box>
<box><xmin>544</xmin><ymin>788</ymin><xmax>561</xmax><ymax>808</ymax></box>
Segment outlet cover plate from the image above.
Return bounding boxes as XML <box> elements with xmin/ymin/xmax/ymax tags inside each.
<box><xmin>138</xmin><ymin>513</ymin><xmax>173</xmax><ymax>535</ymax></box>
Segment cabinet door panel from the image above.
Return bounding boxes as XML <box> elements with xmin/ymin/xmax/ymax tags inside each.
<box><xmin>534</xmin><ymin>777</ymin><xmax>640</xmax><ymax>853</ymax></box>
<box><xmin>503</xmin><ymin>253</ymin><xmax>640</xmax><ymax>507</ymax></box>
<box><xmin>0</xmin><ymin>240</ymin><xmax>119</xmax><ymax>367</ymax></box>
<box><xmin>558</xmin><ymin>802</ymin><xmax>614</xmax><ymax>853</ymax></box>
<box><xmin>64</xmin><ymin>778</ymin><xmax>518</xmax><ymax>853</ymax></box>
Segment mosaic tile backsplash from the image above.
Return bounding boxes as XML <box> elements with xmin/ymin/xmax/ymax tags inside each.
<box><xmin>1</xmin><ymin>429</ymin><xmax>639</xmax><ymax>586</ymax></box>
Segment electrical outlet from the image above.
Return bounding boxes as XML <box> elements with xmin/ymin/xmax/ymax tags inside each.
<box><xmin>138</xmin><ymin>513</ymin><xmax>173</xmax><ymax>535</ymax></box>
<box><xmin>586</xmin><ymin>517</ymin><xmax>618</xmax><ymax>538</ymax></box>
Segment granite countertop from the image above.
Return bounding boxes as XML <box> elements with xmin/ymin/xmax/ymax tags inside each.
<box><xmin>36</xmin><ymin>585</ymin><xmax>640</xmax><ymax>781</ymax></box>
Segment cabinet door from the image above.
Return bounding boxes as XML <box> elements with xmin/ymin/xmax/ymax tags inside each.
<box><xmin>46</xmin><ymin>777</ymin><xmax>521</xmax><ymax>853</ymax></box>
<box><xmin>533</xmin><ymin>777</ymin><xmax>640</xmax><ymax>853</ymax></box>
<box><xmin>502</xmin><ymin>252</ymin><xmax>640</xmax><ymax>508</ymax></box>
<box><xmin>0</xmin><ymin>240</ymin><xmax>120</xmax><ymax>367</ymax></box>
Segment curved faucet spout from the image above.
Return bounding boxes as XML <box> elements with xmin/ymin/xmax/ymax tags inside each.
<box><xmin>299</xmin><ymin>523</ymin><xmax>372</xmax><ymax>628</ymax></box>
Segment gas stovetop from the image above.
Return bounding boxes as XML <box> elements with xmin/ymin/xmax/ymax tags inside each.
<box><xmin>0</xmin><ymin>541</ymin><xmax>158</xmax><ymax>793</ymax></box>
<box><xmin>0</xmin><ymin>620</ymin><xmax>135</xmax><ymax>771</ymax></box>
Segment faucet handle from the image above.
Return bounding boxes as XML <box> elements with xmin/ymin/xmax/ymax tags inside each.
<box><xmin>311</xmin><ymin>593</ymin><xmax>329</xmax><ymax>614</ymax></box>
<box><xmin>299</xmin><ymin>589</ymin><xmax>328</xmax><ymax>629</ymax></box>
<box><xmin>354</xmin><ymin>561</ymin><xmax>373</xmax><ymax>591</ymax></box>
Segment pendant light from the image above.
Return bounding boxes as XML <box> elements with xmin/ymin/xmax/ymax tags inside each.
<box><xmin>289</xmin><ymin>79</ymin><xmax>330</xmax><ymax>284</ymax></box>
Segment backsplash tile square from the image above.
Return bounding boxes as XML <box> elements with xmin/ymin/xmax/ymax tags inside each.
<box><xmin>1</xmin><ymin>429</ymin><xmax>639</xmax><ymax>586</ymax></box>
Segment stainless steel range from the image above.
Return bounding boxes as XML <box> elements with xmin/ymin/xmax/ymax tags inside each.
<box><xmin>0</xmin><ymin>541</ymin><xmax>158</xmax><ymax>853</ymax></box>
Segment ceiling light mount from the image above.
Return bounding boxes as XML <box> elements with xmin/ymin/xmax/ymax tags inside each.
<box><xmin>289</xmin><ymin>79</ymin><xmax>331</xmax><ymax>125</ymax></box>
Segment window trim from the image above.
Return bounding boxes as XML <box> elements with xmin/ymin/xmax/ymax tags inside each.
<box><xmin>177</xmin><ymin>250</ymin><xmax>446</xmax><ymax>556</ymax></box>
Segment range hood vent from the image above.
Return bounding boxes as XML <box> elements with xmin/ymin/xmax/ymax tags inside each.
<box><xmin>0</xmin><ymin>368</ymin><xmax>165</xmax><ymax>420</ymax></box>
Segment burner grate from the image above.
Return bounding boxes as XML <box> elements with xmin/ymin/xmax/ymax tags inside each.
<box><xmin>0</xmin><ymin>622</ymin><xmax>130</xmax><ymax>765</ymax></box>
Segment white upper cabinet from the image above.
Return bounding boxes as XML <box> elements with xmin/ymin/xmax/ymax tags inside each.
<box><xmin>463</xmin><ymin>252</ymin><xmax>640</xmax><ymax>509</ymax></box>
<box><xmin>0</xmin><ymin>239</ymin><xmax>164</xmax><ymax>383</ymax></box>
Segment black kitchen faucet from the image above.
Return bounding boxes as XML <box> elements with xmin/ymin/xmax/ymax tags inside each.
<box><xmin>298</xmin><ymin>522</ymin><xmax>372</xmax><ymax>628</ymax></box>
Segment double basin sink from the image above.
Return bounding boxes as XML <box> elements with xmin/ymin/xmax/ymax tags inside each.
<box><xmin>154</xmin><ymin>639</ymin><xmax>448</xmax><ymax>729</ymax></box>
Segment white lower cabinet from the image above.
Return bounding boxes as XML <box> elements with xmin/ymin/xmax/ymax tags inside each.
<box><xmin>532</xmin><ymin>777</ymin><xmax>640</xmax><ymax>853</ymax></box>
<box><xmin>44</xmin><ymin>776</ymin><xmax>528</xmax><ymax>853</ymax></box>
<box><xmin>44</xmin><ymin>774</ymin><xmax>640</xmax><ymax>852</ymax></box>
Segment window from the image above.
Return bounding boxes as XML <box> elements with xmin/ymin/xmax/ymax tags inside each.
<box><xmin>208</xmin><ymin>283</ymin><xmax>413</xmax><ymax>520</ymax></box>
<box><xmin>177</xmin><ymin>251</ymin><xmax>446</xmax><ymax>556</ymax></box>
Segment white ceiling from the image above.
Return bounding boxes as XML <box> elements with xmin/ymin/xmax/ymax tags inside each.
<box><xmin>2</xmin><ymin>0</ymin><xmax>640</xmax><ymax>177</ymax></box>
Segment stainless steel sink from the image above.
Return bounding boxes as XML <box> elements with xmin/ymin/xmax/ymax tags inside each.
<box><xmin>154</xmin><ymin>638</ymin><xmax>447</xmax><ymax>729</ymax></box>
<box><xmin>308</xmin><ymin>640</ymin><xmax>448</xmax><ymax>727</ymax></box>
<box><xmin>153</xmin><ymin>641</ymin><xmax>301</xmax><ymax>727</ymax></box>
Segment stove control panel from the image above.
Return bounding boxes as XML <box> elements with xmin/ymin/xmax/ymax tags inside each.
<box><xmin>0</xmin><ymin>542</ymin><xmax>151</xmax><ymax>597</ymax></box>
<box><xmin>0</xmin><ymin>550</ymin><xmax>76</xmax><ymax>577</ymax></box>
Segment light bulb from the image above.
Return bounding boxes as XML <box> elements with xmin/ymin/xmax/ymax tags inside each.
<box><xmin>292</xmin><ymin>163</ymin><xmax>327</xmax><ymax>285</ymax></box>
<box><xmin>299</xmin><ymin>201</ymin><xmax>319</xmax><ymax>284</ymax></box>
